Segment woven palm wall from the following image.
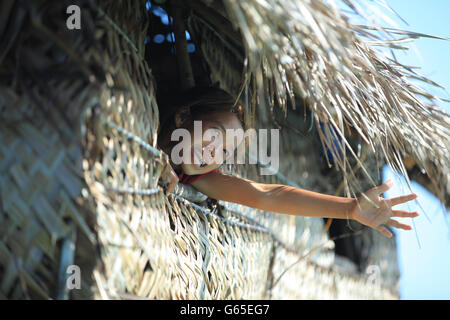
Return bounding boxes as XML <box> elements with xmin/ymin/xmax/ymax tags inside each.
<box><xmin>0</xmin><ymin>0</ymin><xmax>399</xmax><ymax>299</ymax></box>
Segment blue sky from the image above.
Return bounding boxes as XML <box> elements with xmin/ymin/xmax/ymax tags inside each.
<box><xmin>365</xmin><ymin>0</ymin><xmax>450</xmax><ymax>299</ymax></box>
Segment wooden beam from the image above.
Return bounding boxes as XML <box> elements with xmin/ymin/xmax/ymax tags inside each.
<box><xmin>171</xmin><ymin>0</ymin><xmax>195</xmax><ymax>91</ymax></box>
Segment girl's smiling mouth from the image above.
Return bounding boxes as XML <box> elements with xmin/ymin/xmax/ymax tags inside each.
<box><xmin>191</xmin><ymin>146</ymin><xmax>207</xmax><ymax>168</ymax></box>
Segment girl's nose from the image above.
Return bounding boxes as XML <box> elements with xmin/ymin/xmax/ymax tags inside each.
<box><xmin>203</xmin><ymin>145</ymin><xmax>215</xmax><ymax>161</ymax></box>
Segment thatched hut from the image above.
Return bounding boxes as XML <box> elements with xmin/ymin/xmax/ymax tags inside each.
<box><xmin>0</xmin><ymin>0</ymin><xmax>448</xmax><ymax>299</ymax></box>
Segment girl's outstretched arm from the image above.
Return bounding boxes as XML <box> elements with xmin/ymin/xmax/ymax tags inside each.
<box><xmin>192</xmin><ymin>172</ymin><xmax>419</xmax><ymax>238</ymax></box>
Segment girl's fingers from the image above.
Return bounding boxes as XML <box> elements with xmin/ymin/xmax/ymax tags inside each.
<box><xmin>375</xmin><ymin>179</ymin><xmax>394</xmax><ymax>195</ymax></box>
<box><xmin>375</xmin><ymin>225</ymin><xmax>393</xmax><ymax>238</ymax></box>
<box><xmin>166</xmin><ymin>171</ymin><xmax>179</xmax><ymax>194</ymax></box>
<box><xmin>386</xmin><ymin>219</ymin><xmax>412</xmax><ymax>230</ymax></box>
<box><xmin>161</xmin><ymin>164</ymin><xmax>179</xmax><ymax>194</ymax></box>
<box><xmin>387</xmin><ymin>193</ymin><xmax>418</xmax><ymax>206</ymax></box>
<box><xmin>166</xmin><ymin>182</ymin><xmax>175</xmax><ymax>194</ymax></box>
<box><xmin>391</xmin><ymin>209</ymin><xmax>420</xmax><ymax>218</ymax></box>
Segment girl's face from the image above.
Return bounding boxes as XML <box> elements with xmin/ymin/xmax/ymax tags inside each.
<box><xmin>179</xmin><ymin>111</ymin><xmax>244</xmax><ymax>175</ymax></box>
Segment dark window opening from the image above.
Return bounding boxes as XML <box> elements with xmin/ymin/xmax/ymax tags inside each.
<box><xmin>144</xmin><ymin>0</ymin><xmax>208</xmax><ymax>99</ymax></box>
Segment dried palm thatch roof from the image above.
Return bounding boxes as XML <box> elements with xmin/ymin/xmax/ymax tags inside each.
<box><xmin>195</xmin><ymin>0</ymin><xmax>449</xmax><ymax>209</ymax></box>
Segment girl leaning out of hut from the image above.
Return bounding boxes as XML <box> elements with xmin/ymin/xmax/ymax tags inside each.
<box><xmin>157</xmin><ymin>86</ymin><xmax>419</xmax><ymax>238</ymax></box>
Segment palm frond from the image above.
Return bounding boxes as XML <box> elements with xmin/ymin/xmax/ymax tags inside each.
<box><xmin>219</xmin><ymin>0</ymin><xmax>450</xmax><ymax>208</ymax></box>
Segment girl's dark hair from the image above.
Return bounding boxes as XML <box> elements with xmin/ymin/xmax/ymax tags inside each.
<box><xmin>158</xmin><ymin>86</ymin><xmax>244</xmax><ymax>134</ymax></box>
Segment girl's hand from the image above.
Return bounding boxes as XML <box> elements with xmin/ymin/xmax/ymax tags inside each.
<box><xmin>350</xmin><ymin>179</ymin><xmax>419</xmax><ymax>238</ymax></box>
<box><xmin>160</xmin><ymin>163</ymin><xmax>179</xmax><ymax>194</ymax></box>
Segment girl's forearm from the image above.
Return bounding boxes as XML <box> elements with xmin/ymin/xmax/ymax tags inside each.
<box><xmin>258</xmin><ymin>184</ymin><xmax>357</xmax><ymax>219</ymax></box>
